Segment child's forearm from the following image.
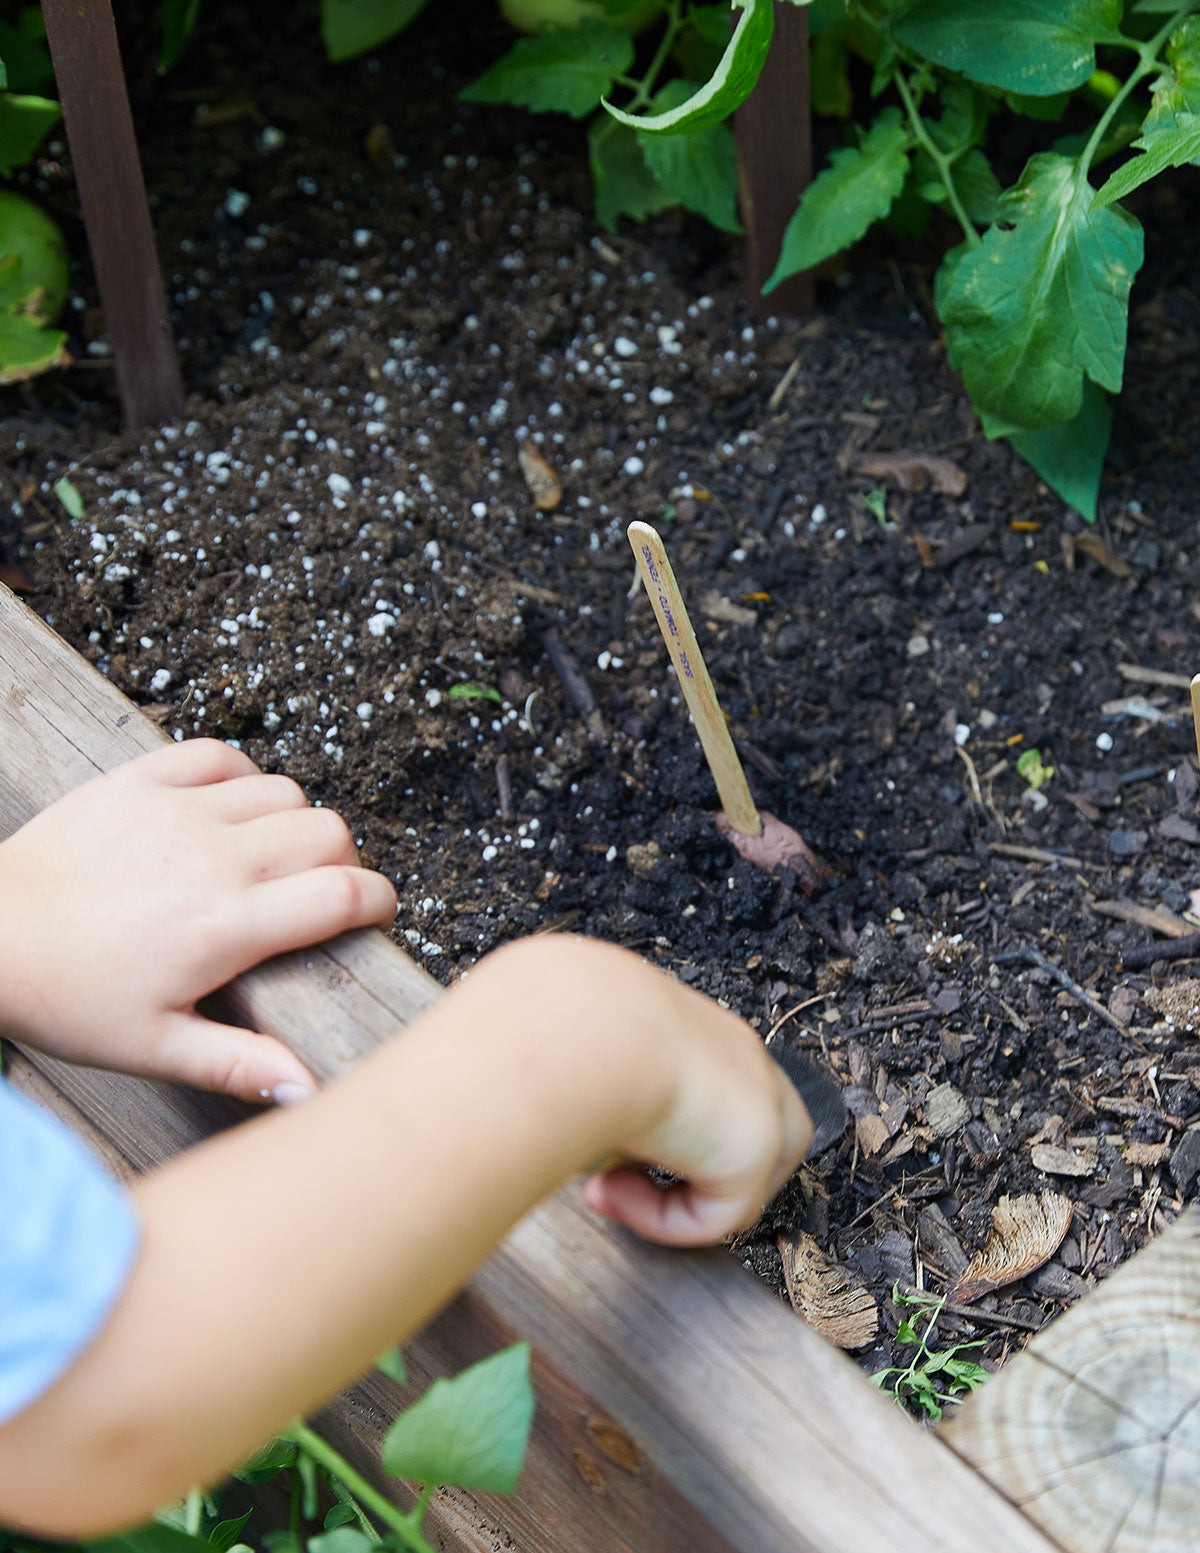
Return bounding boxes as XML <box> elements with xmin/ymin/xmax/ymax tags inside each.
<box><xmin>0</xmin><ymin>938</ymin><xmax>672</xmax><ymax>1538</ymax></box>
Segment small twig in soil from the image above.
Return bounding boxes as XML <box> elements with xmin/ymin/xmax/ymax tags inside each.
<box><xmin>902</xmin><ymin>1291</ymin><xmax>1044</xmax><ymax>1335</ymax></box>
<box><xmin>987</xmin><ymin>841</ymin><xmax>1086</xmax><ymax>868</ymax></box>
<box><xmin>765</xmin><ymin>992</ymin><xmax>833</xmax><ymax>1045</ymax></box>
<box><xmin>1121</xmin><ymin>933</ymin><xmax>1200</xmax><ymax>970</ymax></box>
<box><xmin>541</xmin><ymin>627</ymin><xmax>607</xmax><ymax>739</ymax></box>
<box><xmin>993</xmin><ymin>946</ymin><xmax>1128</xmax><ymax>1034</ymax></box>
<box><xmin>495</xmin><ymin>752</ymin><xmax>514</xmax><ymax>824</ymax></box>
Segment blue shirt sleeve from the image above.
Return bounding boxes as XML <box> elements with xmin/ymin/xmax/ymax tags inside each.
<box><xmin>0</xmin><ymin>1077</ymin><xmax>140</xmax><ymax>1423</ymax></box>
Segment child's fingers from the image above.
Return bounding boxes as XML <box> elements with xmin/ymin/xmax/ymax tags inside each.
<box><xmin>239</xmin><ymin>865</ymin><xmax>398</xmax><ymax>961</ymax></box>
<box><xmin>156</xmin><ymin>1010</ymin><xmax>317</xmax><ymax>1104</ymax></box>
<box><xmin>203</xmin><ymin>772</ymin><xmax>310</xmax><ymax>823</ymax></box>
<box><xmin>137</xmin><ymin>738</ymin><xmax>261</xmax><ymax>787</ymax></box>
<box><xmin>583</xmin><ymin>1166</ymin><xmax>764</xmax><ymax>1248</ymax></box>
<box><xmin>238</xmin><ymin>807</ymin><xmax>359</xmax><ymax>882</ymax></box>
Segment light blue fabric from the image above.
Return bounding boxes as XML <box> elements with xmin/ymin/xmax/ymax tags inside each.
<box><xmin>0</xmin><ymin>1077</ymin><xmax>140</xmax><ymax>1423</ymax></box>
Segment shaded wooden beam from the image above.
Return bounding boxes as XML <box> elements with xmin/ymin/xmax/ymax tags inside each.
<box><xmin>40</xmin><ymin>0</ymin><xmax>185</xmax><ymax>428</ymax></box>
<box><xmin>0</xmin><ymin>579</ymin><xmax>1060</xmax><ymax>1553</ymax></box>
<box><xmin>736</xmin><ymin>1</ymin><xmax>813</xmax><ymax>318</ymax></box>
<box><xmin>944</xmin><ymin>1207</ymin><xmax>1200</xmax><ymax>1553</ymax></box>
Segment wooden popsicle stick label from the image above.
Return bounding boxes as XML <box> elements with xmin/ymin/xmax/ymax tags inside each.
<box><xmin>628</xmin><ymin>521</ymin><xmax>762</xmax><ymax>838</ymax></box>
<box><xmin>1191</xmin><ymin>674</ymin><xmax>1200</xmax><ymax>773</ymax></box>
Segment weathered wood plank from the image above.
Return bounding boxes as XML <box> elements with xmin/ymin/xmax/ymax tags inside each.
<box><xmin>0</xmin><ymin>581</ymin><xmax>1060</xmax><ymax>1553</ymax></box>
<box><xmin>943</xmin><ymin>1207</ymin><xmax>1200</xmax><ymax>1553</ymax></box>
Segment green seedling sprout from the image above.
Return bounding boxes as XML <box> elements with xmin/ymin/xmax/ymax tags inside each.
<box><xmin>448</xmin><ymin>681</ymin><xmax>502</xmax><ymax>704</ymax></box>
<box><xmin>862</xmin><ymin>487</ymin><xmax>891</xmax><ymax>529</ymax></box>
<box><xmin>1016</xmin><ymin>747</ymin><xmax>1054</xmax><ymax>790</ymax></box>
<box><xmin>871</xmin><ymin>1286</ymin><xmax>989</xmax><ymax>1422</ymax></box>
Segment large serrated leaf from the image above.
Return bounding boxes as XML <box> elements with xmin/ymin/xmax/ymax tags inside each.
<box><xmin>603</xmin><ymin>0</ymin><xmax>772</xmax><ymax>134</ymax></box>
<box><xmin>320</xmin><ymin>0</ymin><xmax>432</xmax><ymax>63</ymax></box>
<box><xmin>763</xmin><ymin>109</ymin><xmax>909</xmax><ymax>289</ymax></box>
<box><xmin>1092</xmin><ymin>112</ymin><xmax>1200</xmax><ymax>207</ymax></box>
<box><xmin>462</xmin><ymin>24</ymin><xmax>633</xmax><ymax>118</ymax></box>
<box><xmin>382</xmin><ymin>1342</ymin><xmax>534</xmax><ymax>1495</ymax></box>
<box><xmin>1008</xmin><ymin>378</ymin><xmax>1111</xmax><ymax>521</ymax></box>
<box><xmin>895</xmin><ymin>0</ymin><xmax>1123</xmax><ymax>97</ymax></box>
<box><xmin>637</xmin><ymin>80</ymin><xmax>741</xmax><ymax>231</ymax></box>
<box><xmin>937</xmin><ymin>153</ymin><xmax>1142</xmax><ymax>429</ymax></box>
<box><xmin>589</xmin><ymin>118</ymin><xmax>677</xmax><ymax>230</ymax></box>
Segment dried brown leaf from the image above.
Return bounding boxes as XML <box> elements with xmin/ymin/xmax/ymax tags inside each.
<box><xmin>856</xmin><ymin>1113</ymin><xmax>890</xmax><ymax>1157</ymax></box>
<box><xmin>1030</xmin><ymin>1141</ymin><xmax>1099</xmax><ymax>1177</ymax></box>
<box><xmin>700</xmin><ymin>590</ymin><xmax>757</xmax><ymax>626</ymax></box>
<box><xmin>949</xmin><ymin>1191</ymin><xmax>1072</xmax><ymax>1305</ymax></box>
<box><xmin>1072</xmin><ymin>530</ymin><xmax>1132</xmax><ymax>578</ymax></box>
<box><xmin>778</xmin><ymin>1231</ymin><xmax>878</xmax><ymax>1349</ymax></box>
<box><xmin>848</xmin><ymin>450</ymin><xmax>968</xmax><ymax>496</ymax></box>
<box><xmin>518</xmin><ymin>439</ymin><xmax>562</xmax><ymax>510</ymax></box>
<box><xmin>0</xmin><ymin>564</ymin><xmax>34</xmax><ymax>592</ymax></box>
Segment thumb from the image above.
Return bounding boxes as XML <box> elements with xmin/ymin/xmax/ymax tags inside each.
<box><xmin>157</xmin><ymin>1010</ymin><xmax>318</xmax><ymax>1105</ymax></box>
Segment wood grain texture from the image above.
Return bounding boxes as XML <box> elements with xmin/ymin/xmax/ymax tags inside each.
<box><xmin>0</xmin><ymin>581</ymin><xmax>1061</xmax><ymax>1553</ymax></box>
<box><xmin>40</xmin><ymin>0</ymin><xmax>185</xmax><ymax>428</ymax></box>
<box><xmin>944</xmin><ymin>1208</ymin><xmax>1200</xmax><ymax>1553</ymax></box>
<box><xmin>736</xmin><ymin>1</ymin><xmax>813</xmax><ymax>317</ymax></box>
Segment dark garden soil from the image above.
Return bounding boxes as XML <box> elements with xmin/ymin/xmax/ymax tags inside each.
<box><xmin>6</xmin><ymin>0</ymin><xmax>1200</xmax><ymax>1394</ymax></box>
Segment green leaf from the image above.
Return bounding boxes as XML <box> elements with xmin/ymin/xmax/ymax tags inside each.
<box><xmin>461</xmin><ymin>24</ymin><xmax>633</xmax><ymax>118</ymax></box>
<box><xmin>637</xmin><ymin>81</ymin><xmax>741</xmax><ymax>232</ymax></box>
<box><xmin>1007</xmin><ymin>377</ymin><xmax>1111</xmax><ymax>521</ymax></box>
<box><xmin>210</xmin><ymin>1514</ymin><xmax>253</xmax><ymax>1553</ymax></box>
<box><xmin>0</xmin><ymin>93</ymin><xmax>62</xmax><ymax>176</ymax></box>
<box><xmin>376</xmin><ymin>1345</ymin><xmax>407</xmax><ymax>1384</ymax></box>
<box><xmin>0</xmin><ymin>8</ymin><xmax>53</xmax><ymax>92</ymax></box>
<box><xmin>321</xmin><ymin>1509</ymin><xmax>358</xmax><ymax>1532</ymax></box>
<box><xmin>764</xmin><ymin>108</ymin><xmax>909</xmax><ymax>289</ymax></box>
<box><xmin>381</xmin><ymin>1341</ymin><xmax>534</xmax><ymax>1495</ymax></box>
<box><xmin>918</xmin><ymin>146</ymin><xmax>1001</xmax><ymax>226</ymax></box>
<box><xmin>1144</xmin><ymin>15</ymin><xmax>1200</xmax><ymax>139</ymax></box>
<box><xmin>0</xmin><ymin>308</ymin><xmax>66</xmax><ymax>383</ymax></box>
<box><xmin>937</xmin><ymin>153</ymin><xmax>1142</xmax><ymax>429</ymax></box>
<box><xmin>448</xmin><ymin>680</ymin><xmax>503</xmax><ymax>703</ymax></box>
<box><xmin>158</xmin><ymin>0</ymin><xmax>201</xmax><ymax>73</ymax></box>
<box><xmin>53</xmin><ymin>477</ymin><xmax>84</xmax><ymax>520</ymax></box>
<box><xmin>88</xmin><ymin>1527</ymin><xmax>214</xmax><ymax>1553</ymax></box>
<box><xmin>894</xmin><ymin>0</ymin><xmax>1124</xmax><ymax>96</ymax></box>
<box><xmin>307</xmin><ymin>1531</ymin><xmax>373</xmax><ymax>1553</ymax></box>
<box><xmin>603</xmin><ymin>0</ymin><xmax>772</xmax><ymax>134</ymax></box>
<box><xmin>320</xmin><ymin>0</ymin><xmax>433</xmax><ymax>63</ymax></box>
<box><xmin>589</xmin><ymin>117</ymin><xmax>677</xmax><ymax>230</ymax></box>
<box><xmin>1092</xmin><ymin>112</ymin><xmax>1200</xmax><ymax>207</ymax></box>
<box><xmin>235</xmin><ymin>1436</ymin><xmax>299</xmax><ymax>1484</ymax></box>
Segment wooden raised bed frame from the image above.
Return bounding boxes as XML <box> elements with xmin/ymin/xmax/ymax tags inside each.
<box><xmin>2</xmin><ymin>578</ymin><xmax>1195</xmax><ymax>1553</ymax></box>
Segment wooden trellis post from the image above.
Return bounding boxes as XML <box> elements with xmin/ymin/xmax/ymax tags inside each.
<box><xmin>736</xmin><ymin>1</ymin><xmax>813</xmax><ymax>318</ymax></box>
<box><xmin>39</xmin><ymin>0</ymin><xmax>185</xmax><ymax>428</ymax></box>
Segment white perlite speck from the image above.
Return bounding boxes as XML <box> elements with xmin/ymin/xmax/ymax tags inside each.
<box><xmin>623</xmin><ymin>456</ymin><xmax>644</xmax><ymax>476</ymax></box>
<box><xmin>150</xmin><ymin>669</ymin><xmax>172</xmax><ymax>693</ymax></box>
<box><xmin>613</xmin><ymin>337</ymin><xmax>638</xmax><ymax>357</ymax></box>
<box><xmin>367</xmin><ymin>612</ymin><xmax>393</xmax><ymax>637</ymax></box>
<box><xmin>327</xmin><ymin>472</ymin><xmax>352</xmax><ymax>497</ymax></box>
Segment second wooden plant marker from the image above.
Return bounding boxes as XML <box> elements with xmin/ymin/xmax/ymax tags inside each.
<box><xmin>627</xmin><ymin>521</ymin><xmax>827</xmax><ymax>894</ymax></box>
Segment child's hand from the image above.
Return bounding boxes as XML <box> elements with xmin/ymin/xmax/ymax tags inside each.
<box><xmin>0</xmin><ymin>739</ymin><xmax>397</xmax><ymax>1103</ymax></box>
<box><xmin>456</xmin><ymin>936</ymin><xmax>814</xmax><ymax>1247</ymax></box>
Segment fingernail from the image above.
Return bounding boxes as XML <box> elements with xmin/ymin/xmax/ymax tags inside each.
<box><xmin>272</xmin><ymin>1081</ymin><xmax>316</xmax><ymax>1105</ymax></box>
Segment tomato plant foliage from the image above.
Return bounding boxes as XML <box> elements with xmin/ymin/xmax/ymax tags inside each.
<box><xmin>454</xmin><ymin>0</ymin><xmax>1200</xmax><ymax>520</ymax></box>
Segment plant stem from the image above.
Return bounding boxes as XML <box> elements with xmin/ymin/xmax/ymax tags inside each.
<box><xmin>285</xmin><ymin>1423</ymin><xmax>437</xmax><ymax>1553</ymax></box>
<box><xmin>893</xmin><ymin>70</ymin><xmax>980</xmax><ymax>248</ymax></box>
<box><xmin>1080</xmin><ymin>5</ymin><xmax>1196</xmax><ymax>175</ymax></box>
<box><xmin>620</xmin><ymin>0</ymin><xmax>683</xmax><ymax>111</ymax></box>
<box><xmin>184</xmin><ymin>1488</ymin><xmax>202</xmax><ymax>1537</ymax></box>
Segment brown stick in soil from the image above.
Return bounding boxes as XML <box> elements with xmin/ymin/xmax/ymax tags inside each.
<box><xmin>541</xmin><ymin>627</ymin><xmax>607</xmax><ymax>739</ymax></box>
<box><xmin>40</xmin><ymin>0</ymin><xmax>185</xmax><ymax>428</ymax></box>
<box><xmin>993</xmin><ymin>946</ymin><xmax>1128</xmax><ymax>1035</ymax></box>
<box><xmin>1121</xmin><ymin>932</ymin><xmax>1200</xmax><ymax>970</ymax></box>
